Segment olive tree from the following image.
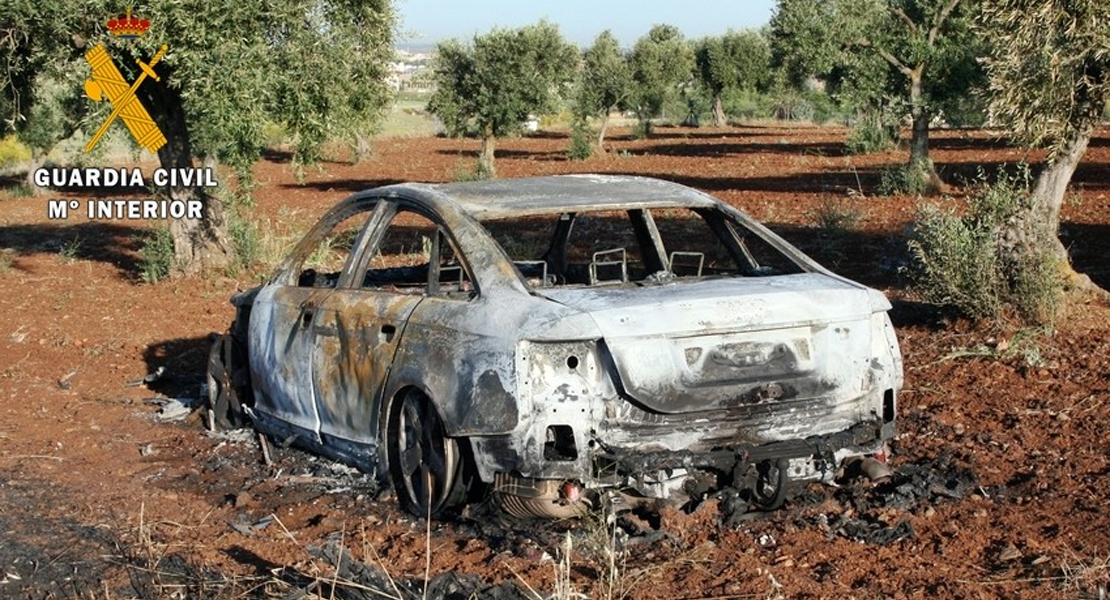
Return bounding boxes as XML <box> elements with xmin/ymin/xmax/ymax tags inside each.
<box><xmin>772</xmin><ymin>0</ymin><xmax>983</xmax><ymax>191</ymax></box>
<box><xmin>1</xmin><ymin>0</ymin><xmax>396</xmax><ymax>274</ymax></box>
<box><xmin>574</xmin><ymin>30</ymin><xmax>631</xmax><ymax>152</ymax></box>
<box><xmin>694</xmin><ymin>30</ymin><xmax>772</xmax><ymax>127</ymax></box>
<box><xmin>982</xmin><ymin>0</ymin><xmax>1110</xmax><ymax>291</ymax></box>
<box><xmin>427</xmin><ymin>21</ymin><xmax>577</xmax><ymax>177</ymax></box>
<box><xmin>628</xmin><ymin>24</ymin><xmax>694</xmax><ymax>135</ymax></box>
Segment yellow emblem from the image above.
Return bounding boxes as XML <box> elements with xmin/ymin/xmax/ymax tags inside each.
<box><xmin>83</xmin><ymin>43</ymin><xmax>168</xmax><ymax>154</ymax></box>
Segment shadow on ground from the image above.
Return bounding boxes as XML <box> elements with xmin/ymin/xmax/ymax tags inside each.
<box><xmin>143</xmin><ymin>334</ymin><xmax>219</xmax><ymax>398</ymax></box>
<box><xmin>1064</xmin><ymin>223</ymin><xmax>1110</xmax><ymax>290</ymax></box>
<box><xmin>0</xmin><ymin>221</ymin><xmax>147</xmax><ymax>278</ymax></box>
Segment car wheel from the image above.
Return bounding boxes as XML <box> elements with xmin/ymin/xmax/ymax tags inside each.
<box><xmin>386</xmin><ymin>389</ymin><xmax>461</xmax><ymax>517</ymax></box>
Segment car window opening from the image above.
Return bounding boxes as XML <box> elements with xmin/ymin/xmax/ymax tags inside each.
<box><xmin>483</xmin><ymin>206</ymin><xmax>804</xmax><ymax>289</ymax></box>
<box><xmin>360</xmin><ymin>210</ymin><xmax>475</xmax><ymax>299</ymax></box>
<box><xmin>295</xmin><ymin>207</ymin><xmax>372</xmax><ymax>289</ymax></box>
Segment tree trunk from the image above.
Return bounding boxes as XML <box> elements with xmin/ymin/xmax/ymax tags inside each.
<box><xmin>712</xmin><ymin>93</ymin><xmax>727</xmax><ymax>127</ymax></box>
<box><xmin>998</xmin><ymin>121</ymin><xmax>1105</xmax><ymax>300</ymax></box>
<box><xmin>479</xmin><ymin>132</ymin><xmax>496</xmax><ymax>178</ymax></box>
<box><xmin>141</xmin><ymin>70</ymin><xmax>234</xmax><ymax>276</ymax></box>
<box><xmin>596</xmin><ymin>111</ymin><xmax>610</xmax><ymax>153</ymax></box>
<box><xmin>908</xmin><ymin>67</ymin><xmax>944</xmax><ymax>194</ymax></box>
<box><xmin>352</xmin><ymin>132</ymin><xmax>372</xmax><ymax>164</ymax></box>
<box><xmin>1024</xmin><ymin>122</ymin><xmax>1092</xmax><ymax>270</ymax></box>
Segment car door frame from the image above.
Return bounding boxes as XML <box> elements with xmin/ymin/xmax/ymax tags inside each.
<box><xmin>309</xmin><ymin>197</ymin><xmax>480</xmax><ymax>465</ymax></box>
<box><xmin>247</xmin><ymin>197</ymin><xmax>382</xmax><ymax>446</ymax></box>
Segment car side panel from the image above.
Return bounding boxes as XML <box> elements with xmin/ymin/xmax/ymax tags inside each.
<box><xmin>384</xmin><ymin>294</ymin><xmax>520</xmax><ymax>436</ymax></box>
<box><xmin>311</xmin><ymin>290</ymin><xmax>423</xmax><ymax>445</ymax></box>
<box><xmin>248</xmin><ymin>284</ymin><xmax>329</xmax><ymax>438</ymax></box>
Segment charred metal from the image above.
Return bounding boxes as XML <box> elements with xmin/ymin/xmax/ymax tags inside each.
<box><xmin>208</xmin><ymin>174</ymin><xmax>904</xmax><ymax>519</ymax></box>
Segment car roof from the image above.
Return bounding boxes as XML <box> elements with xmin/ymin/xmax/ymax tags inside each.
<box><xmin>376</xmin><ymin>174</ymin><xmax>718</xmax><ymax>220</ymax></box>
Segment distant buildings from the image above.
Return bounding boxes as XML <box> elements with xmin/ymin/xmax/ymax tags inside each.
<box><xmin>388</xmin><ymin>49</ymin><xmax>434</xmax><ymax>93</ymax></box>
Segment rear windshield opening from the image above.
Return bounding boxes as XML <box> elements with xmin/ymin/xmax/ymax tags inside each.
<box><xmin>482</xmin><ymin>206</ymin><xmax>805</xmax><ymax>289</ymax></box>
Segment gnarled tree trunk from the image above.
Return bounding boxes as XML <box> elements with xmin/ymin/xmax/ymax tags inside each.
<box><xmin>142</xmin><ymin>71</ymin><xmax>234</xmax><ymax>276</ymax></box>
<box><xmin>479</xmin><ymin>131</ymin><xmax>497</xmax><ymax>178</ymax></box>
<box><xmin>712</xmin><ymin>93</ymin><xmax>727</xmax><ymax>127</ymax></box>
<box><xmin>596</xmin><ymin>111</ymin><xmax>611</xmax><ymax>153</ymax></box>
<box><xmin>908</xmin><ymin>67</ymin><xmax>944</xmax><ymax>194</ymax></box>
<box><xmin>1005</xmin><ymin>121</ymin><xmax>1095</xmax><ymax>287</ymax></box>
<box><xmin>25</xmin><ymin>150</ymin><xmax>45</xmax><ymax>196</ymax></box>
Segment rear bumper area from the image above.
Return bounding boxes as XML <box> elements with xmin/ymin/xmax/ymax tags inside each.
<box><xmin>594</xmin><ymin>419</ymin><xmax>892</xmax><ymax>483</ymax></box>
<box><xmin>479</xmin><ymin>418</ymin><xmax>893</xmax><ymax>517</ymax></box>
<box><xmin>471</xmin><ymin>413</ymin><xmax>894</xmax><ymax>492</ymax></box>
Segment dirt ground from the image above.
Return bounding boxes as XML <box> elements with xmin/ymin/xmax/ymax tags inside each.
<box><xmin>1</xmin><ymin>125</ymin><xmax>1108</xmax><ymax>600</ymax></box>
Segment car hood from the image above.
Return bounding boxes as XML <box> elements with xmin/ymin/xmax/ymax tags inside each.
<box><xmin>538</xmin><ymin>274</ymin><xmax>890</xmax><ymax>413</ymax></box>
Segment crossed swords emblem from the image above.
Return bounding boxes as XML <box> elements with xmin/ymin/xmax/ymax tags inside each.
<box><xmin>83</xmin><ymin>43</ymin><xmax>168</xmax><ymax>153</ymax></box>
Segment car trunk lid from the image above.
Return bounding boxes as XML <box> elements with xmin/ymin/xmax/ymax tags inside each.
<box><xmin>538</xmin><ymin>274</ymin><xmax>880</xmax><ymax>414</ymax></box>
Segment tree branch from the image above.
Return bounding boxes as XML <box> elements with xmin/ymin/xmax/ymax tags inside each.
<box><xmin>928</xmin><ymin>0</ymin><xmax>962</xmax><ymax>46</ymax></box>
<box><xmin>889</xmin><ymin>7</ymin><xmax>919</xmax><ymax>35</ymax></box>
<box><xmin>854</xmin><ymin>38</ymin><xmax>914</xmax><ymax>78</ymax></box>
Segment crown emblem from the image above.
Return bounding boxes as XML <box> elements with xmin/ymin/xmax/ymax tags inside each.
<box><xmin>105</xmin><ymin>7</ymin><xmax>151</xmax><ymax>39</ymax></box>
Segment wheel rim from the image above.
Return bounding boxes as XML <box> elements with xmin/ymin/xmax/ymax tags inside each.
<box><xmin>392</xmin><ymin>391</ymin><xmax>458</xmax><ymax>516</ymax></box>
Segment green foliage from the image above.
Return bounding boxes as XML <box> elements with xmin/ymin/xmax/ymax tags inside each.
<box><xmin>227</xmin><ymin>210</ymin><xmax>261</xmax><ymax>275</ymax></box>
<box><xmin>428</xmin><ymin>21</ymin><xmax>577</xmax><ymax>140</ymax></box>
<box><xmin>811</xmin><ymin>199</ymin><xmax>861</xmax><ymax>236</ymax></box>
<box><xmin>574</xmin><ymin>31</ymin><xmax>631</xmax><ymax>122</ymax></box>
<box><xmin>138</xmin><ymin>227</ymin><xmax>175</xmax><ymax>284</ymax></box>
<box><xmin>15</xmin><ymin>74</ymin><xmax>85</xmax><ymax>157</ymax></box>
<box><xmin>846</xmin><ymin>112</ymin><xmax>898</xmax><ymax>154</ymax></box>
<box><xmin>721</xmin><ymin>88</ymin><xmax>767</xmax><ymax>121</ymax></box>
<box><xmin>772</xmin><ymin>0</ymin><xmax>986</xmax><ymax>161</ymax></box>
<box><xmin>0</xmin><ymin>135</ymin><xmax>31</xmax><ymax>169</ymax></box>
<box><xmin>981</xmin><ymin>0</ymin><xmax>1110</xmax><ymax>154</ymax></box>
<box><xmin>59</xmin><ymin>235</ymin><xmax>82</xmax><ymax>262</ymax></box>
<box><xmin>628</xmin><ymin>25</ymin><xmax>695</xmax><ymax>129</ymax></box>
<box><xmin>927</xmin><ymin>29</ymin><xmax>990</xmax><ymax>127</ymax></box>
<box><xmin>449</xmin><ymin>159</ymin><xmax>493</xmax><ymax>182</ymax></box>
<box><xmin>771</xmin><ymin>0</ymin><xmax>843</xmax><ymax>86</ymax></box>
<box><xmin>1</xmin><ymin>0</ymin><xmax>396</xmax><ymax>183</ymax></box>
<box><xmin>7</xmin><ymin>183</ymin><xmax>34</xmax><ymax>198</ymax></box>
<box><xmin>907</xmin><ymin>166</ymin><xmax>1062</xmax><ymax>323</ymax></box>
<box><xmin>677</xmin><ymin>86</ymin><xmax>712</xmax><ymax>126</ymax></box>
<box><xmin>0</xmin><ymin>3</ymin><xmax>86</xmax><ymax>154</ymax></box>
<box><xmin>756</xmin><ymin>74</ymin><xmax>847</xmax><ymax>123</ymax></box>
<box><xmin>878</xmin><ymin>163</ymin><xmax>930</xmax><ymax>195</ymax></box>
<box><xmin>567</xmin><ymin>122</ymin><xmax>593</xmax><ymax>160</ymax></box>
<box><xmin>694</xmin><ymin>29</ymin><xmax>772</xmax><ymax>124</ymax></box>
<box><xmin>909</xmin><ymin>203</ymin><xmax>1000</xmax><ymax>319</ymax></box>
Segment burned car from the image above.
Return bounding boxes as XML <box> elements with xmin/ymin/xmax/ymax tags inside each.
<box><xmin>208</xmin><ymin>174</ymin><xmax>902</xmax><ymax>518</ymax></box>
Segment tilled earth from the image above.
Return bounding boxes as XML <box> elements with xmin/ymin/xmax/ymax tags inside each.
<box><xmin>1</xmin><ymin>125</ymin><xmax>1108</xmax><ymax>599</ymax></box>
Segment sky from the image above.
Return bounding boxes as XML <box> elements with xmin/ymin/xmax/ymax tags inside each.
<box><xmin>396</xmin><ymin>0</ymin><xmax>777</xmax><ymax>48</ymax></box>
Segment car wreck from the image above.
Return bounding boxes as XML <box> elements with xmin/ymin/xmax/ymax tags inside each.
<box><xmin>208</xmin><ymin>174</ymin><xmax>903</xmax><ymax>519</ymax></box>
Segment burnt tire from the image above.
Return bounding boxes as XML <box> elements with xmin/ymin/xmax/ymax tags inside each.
<box><xmin>206</xmin><ymin>333</ymin><xmax>251</xmax><ymax>430</ymax></box>
<box><xmin>386</xmin><ymin>389</ymin><xmax>464</xmax><ymax>518</ymax></box>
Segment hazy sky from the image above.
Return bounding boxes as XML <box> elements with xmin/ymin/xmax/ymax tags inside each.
<box><xmin>397</xmin><ymin>0</ymin><xmax>777</xmax><ymax>47</ymax></box>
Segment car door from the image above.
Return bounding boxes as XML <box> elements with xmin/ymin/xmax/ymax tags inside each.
<box><xmin>249</xmin><ymin>199</ymin><xmax>377</xmax><ymax>440</ymax></box>
<box><xmin>249</xmin><ymin>285</ymin><xmax>330</xmax><ymax>436</ymax></box>
<box><xmin>310</xmin><ymin>203</ymin><xmax>453</xmax><ymax>448</ymax></box>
